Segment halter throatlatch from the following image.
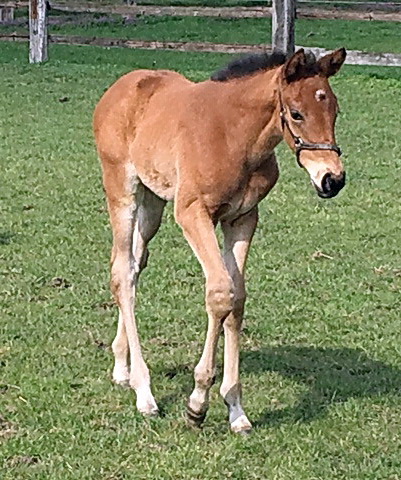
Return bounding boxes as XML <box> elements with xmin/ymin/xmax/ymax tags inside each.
<box><xmin>279</xmin><ymin>108</ymin><xmax>342</xmax><ymax>168</ymax></box>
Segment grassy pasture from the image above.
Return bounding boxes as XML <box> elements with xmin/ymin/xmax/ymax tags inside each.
<box><xmin>1</xmin><ymin>15</ymin><xmax>401</xmax><ymax>54</ymax></box>
<box><xmin>1</xmin><ymin>42</ymin><xmax>401</xmax><ymax>479</ymax></box>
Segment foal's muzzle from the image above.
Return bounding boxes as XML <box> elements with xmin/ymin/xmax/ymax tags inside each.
<box><xmin>316</xmin><ymin>172</ymin><xmax>346</xmax><ymax>198</ymax></box>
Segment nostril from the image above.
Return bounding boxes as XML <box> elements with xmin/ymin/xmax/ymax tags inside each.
<box><xmin>322</xmin><ymin>173</ymin><xmax>334</xmax><ymax>194</ymax></box>
<box><xmin>321</xmin><ymin>173</ymin><xmax>346</xmax><ymax>194</ymax></box>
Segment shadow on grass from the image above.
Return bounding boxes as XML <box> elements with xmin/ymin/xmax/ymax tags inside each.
<box><xmin>241</xmin><ymin>346</ymin><xmax>401</xmax><ymax>428</ymax></box>
<box><xmin>0</xmin><ymin>232</ymin><xmax>15</xmax><ymax>245</ymax></box>
<box><xmin>157</xmin><ymin>364</ymin><xmax>194</xmax><ymax>416</ymax></box>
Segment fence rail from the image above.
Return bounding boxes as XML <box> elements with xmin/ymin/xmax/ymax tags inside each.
<box><xmin>1</xmin><ymin>3</ymin><xmax>400</xmax><ymax>21</ymax></box>
<box><xmin>2</xmin><ymin>0</ymin><xmax>401</xmax><ymax>6</ymax></box>
<box><xmin>2</xmin><ymin>32</ymin><xmax>401</xmax><ymax>66</ymax></box>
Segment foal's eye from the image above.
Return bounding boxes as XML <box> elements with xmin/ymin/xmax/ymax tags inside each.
<box><xmin>290</xmin><ymin>110</ymin><xmax>304</xmax><ymax>121</ymax></box>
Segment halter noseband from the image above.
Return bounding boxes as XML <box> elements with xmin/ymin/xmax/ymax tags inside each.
<box><xmin>279</xmin><ymin>107</ymin><xmax>342</xmax><ymax>168</ymax></box>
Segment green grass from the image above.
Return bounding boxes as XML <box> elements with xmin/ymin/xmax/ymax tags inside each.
<box><xmin>1</xmin><ymin>42</ymin><xmax>401</xmax><ymax>479</ymax></box>
<box><xmin>2</xmin><ymin>15</ymin><xmax>401</xmax><ymax>54</ymax></box>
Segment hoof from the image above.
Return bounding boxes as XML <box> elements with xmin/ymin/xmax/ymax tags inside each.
<box><xmin>139</xmin><ymin>407</ymin><xmax>159</xmax><ymax>418</ymax></box>
<box><xmin>186</xmin><ymin>405</ymin><xmax>207</xmax><ymax>428</ymax></box>
<box><xmin>230</xmin><ymin>415</ymin><xmax>252</xmax><ymax>435</ymax></box>
<box><xmin>136</xmin><ymin>392</ymin><xmax>159</xmax><ymax>417</ymax></box>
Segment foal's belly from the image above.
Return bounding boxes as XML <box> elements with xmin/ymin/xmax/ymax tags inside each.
<box><xmin>136</xmin><ymin>162</ymin><xmax>176</xmax><ymax>201</ymax></box>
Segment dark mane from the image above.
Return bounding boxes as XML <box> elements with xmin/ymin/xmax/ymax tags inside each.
<box><xmin>211</xmin><ymin>51</ymin><xmax>287</xmax><ymax>82</ymax></box>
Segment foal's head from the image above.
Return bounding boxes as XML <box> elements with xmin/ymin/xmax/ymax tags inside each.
<box><xmin>279</xmin><ymin>48</ymin><xmax>346</xmax><ymax>198</ymax></box>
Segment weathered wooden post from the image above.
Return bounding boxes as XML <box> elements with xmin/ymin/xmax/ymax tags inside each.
<box><xmin>272</xmin><ymin>0</ymin><xmax>296</xmax><ymax>56</ymax></box>
<box><xmin>29</xmin><ymin>0</ymin><xmax>48</xmax><ymax>63</ymax></box>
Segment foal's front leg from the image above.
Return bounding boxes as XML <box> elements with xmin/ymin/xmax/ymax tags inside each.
<box><xmin>175</xmin><ymin>200</ymin><xmax>234</xmax><ymax>427</ymax></box>
<box><xmin>221</xmin><ymin>208</ymin><xmax>258</xmax><ymax>434</ymax></box>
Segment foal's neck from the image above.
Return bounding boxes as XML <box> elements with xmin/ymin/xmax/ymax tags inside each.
<box><xmin>212</xmin><ymin>67</ymin><xmax>284</xmax><ymax>164</ymax></box>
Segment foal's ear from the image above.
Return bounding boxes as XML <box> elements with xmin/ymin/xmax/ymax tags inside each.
<box><xmin>283</xmin><ymin>49</ymin><xmax>308</xmax><ymax>83</ymax></box>
<box><xmin>317</xmin><ymin>48</ymin><xmax>347</xmax><ymax>77</ymax></box>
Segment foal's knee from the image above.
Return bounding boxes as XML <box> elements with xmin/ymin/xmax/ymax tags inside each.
<box><xmin>194</xmin><ymin>365</ymin><xmax>216</xmax><ymax>390</ymax></box>
<box><xmin>206</xmin><ymin>276</ymin><xmax>235</xmax><ymax>320</ymax></box>
<box><xmin>223</xmin><ymin>286</ymin><xmax>246</xmax><ymax>329</ymax></box>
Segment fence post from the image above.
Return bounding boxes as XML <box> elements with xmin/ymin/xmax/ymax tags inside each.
<box><xmin>29</xmin><ymin>0</ymin><xmax>48</xmax><ymax>63</ymax></box>
<box><xmin>272</xmin><ymin>0</ymin><xmax>296</xmax><ymax>56</ymax></box>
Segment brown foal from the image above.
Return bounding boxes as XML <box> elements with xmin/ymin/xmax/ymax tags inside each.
<box><xmin>93</xmin><ymin>48</ymin><xmax>347</xmax><ymax>434</ymax></box>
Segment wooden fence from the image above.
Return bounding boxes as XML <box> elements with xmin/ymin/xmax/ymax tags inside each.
<box><xmin>2</xmin><ymin>32</ymin><xmax>401</xmax><ymax>67</ymax></box>
<box><xmin>1</xmin><ymin>1</ymin><xmax>401</xmax><ymax>21</ymax></box>
<box><xmin>1</xmin><ymin>1</ymin><xmax>401</xmax><ymax>65</ymax></box>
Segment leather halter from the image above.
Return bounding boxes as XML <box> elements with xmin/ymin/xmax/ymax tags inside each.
<box><xmin>280</xmin><ymin>107</ymin><xmax>342</xmax><ymax>168</ymax></box>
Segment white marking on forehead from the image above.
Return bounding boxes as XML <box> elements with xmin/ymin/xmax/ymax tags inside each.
<box><xmin>315</xmin><ymin>89</ymin><xmax>326</xmax><ymax>101</ymax></box>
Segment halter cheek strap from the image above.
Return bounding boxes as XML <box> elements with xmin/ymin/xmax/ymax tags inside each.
<box><xmin>279</xmin><ymin>109</ymin><xmax>342</xmax><ymax>168</ymax></box>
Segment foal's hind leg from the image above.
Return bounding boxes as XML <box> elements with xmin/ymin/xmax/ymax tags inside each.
<box><xmin>220</xmin><ymin>209</ymin><xmax>258</xmax><ymax>434</ymax></box>
<box><xmin>104</xmin><ymin>165</ymin><xmax>161</xmax><ymax>416</ymax></box>
<box><xmin>112</xmin><ymin>187</ymin><xmax>166</xmax><ymax>388</ymax></box>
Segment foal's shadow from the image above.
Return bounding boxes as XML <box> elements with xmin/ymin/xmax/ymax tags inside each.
<box><xmin>241</xmin><ymin>346</ymin><xmax>401</xmax><ymax>428</ymax></box>
<box><xmin>0</xmin><ymin>232</ymin><xmax>14</xmax><ymax>245</ymax></box>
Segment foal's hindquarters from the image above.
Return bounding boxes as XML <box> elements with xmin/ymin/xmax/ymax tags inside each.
<box><xmin>93</xmin><ymin>70</ymin><xmax>176</xmax><ymax>416</ymax></box>
<box><xmin>94</xmin><ymin>69</ymin><xmax>277</xmax><ymax>434</ymax></box>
